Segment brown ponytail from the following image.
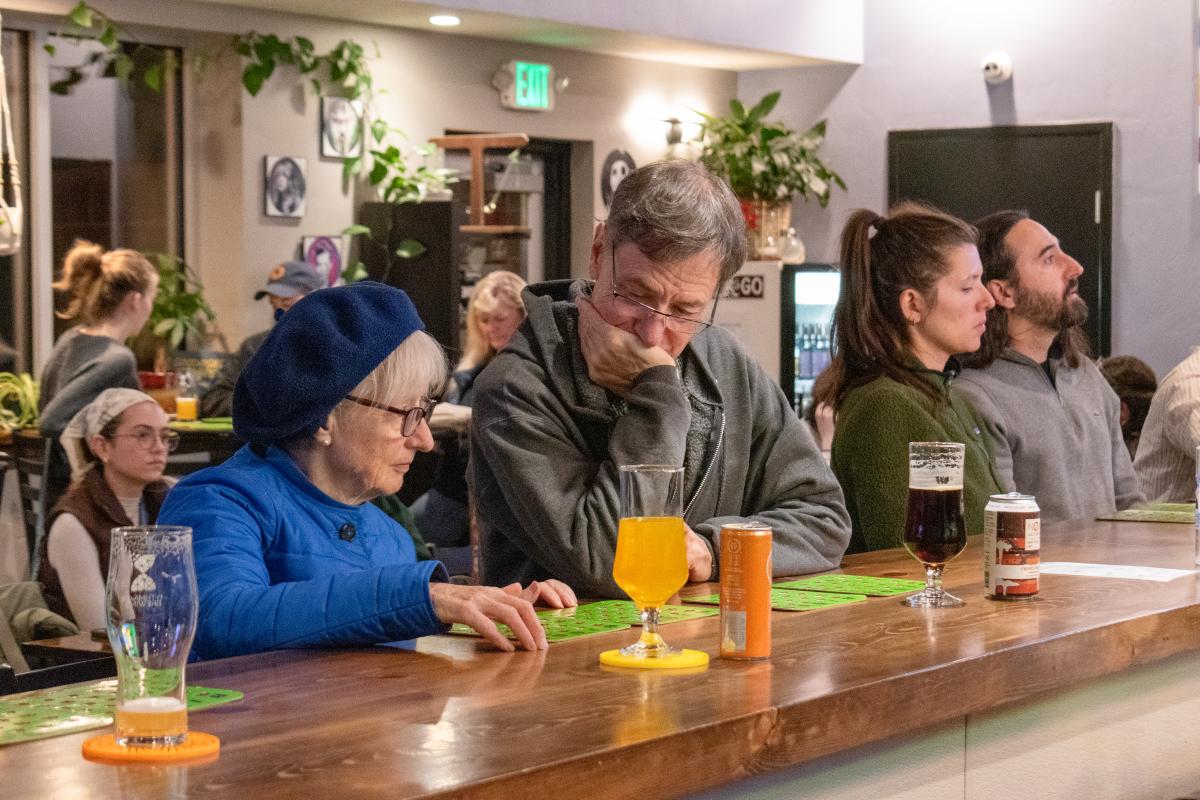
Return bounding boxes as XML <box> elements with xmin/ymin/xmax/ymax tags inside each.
<box><xmin>825</xmin><ymin>202</ymin><xmax>977</xmax><ymax>411</ymax></box>
<box><xmin>53</xmin><ymin>240</ymin><xmax>156</xmax><ymax>325</ymax></box>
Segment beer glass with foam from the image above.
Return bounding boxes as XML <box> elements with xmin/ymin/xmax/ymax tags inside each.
<box><xmin>107</xmin><ymin>525</ymin><xmax>198</xmax><ymax>746</ymax></box>
<box><xmin>611</xmin><ymin>465</ymin><xmax>687</xmax><ymax>658</ymax></box>
<box><xmin>903</xmin><ymin>442</ymin><xmax>967</xmax><ymax>608</ymax></box>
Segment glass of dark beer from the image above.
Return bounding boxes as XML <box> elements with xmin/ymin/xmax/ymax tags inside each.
<box><xmin>903</xmin><ymin>442</ymin><xmax>967</xmax><ymax>608</ymax></box>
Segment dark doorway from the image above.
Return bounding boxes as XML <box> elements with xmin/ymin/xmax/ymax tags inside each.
<box><xmin>888</xmin><ymin>123</ymin><xmax>1113</xmax><ymax>354</ymax></box>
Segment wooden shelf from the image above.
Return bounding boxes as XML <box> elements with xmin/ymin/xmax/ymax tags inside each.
<box><xmin>459</xmin><ymin>224</ymin><xmax>531</xmax><ymax>237</ymax></box>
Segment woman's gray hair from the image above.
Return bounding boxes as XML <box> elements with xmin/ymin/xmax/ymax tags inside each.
<box><xmin>343</xmin><ymin>330</ymin><xmax>448</xmax><ymax>408</ymax></box>
<box><xmin>605</xmin><ymin>159</ymin><xmax>747</xmax><ymax>284</ymax></box>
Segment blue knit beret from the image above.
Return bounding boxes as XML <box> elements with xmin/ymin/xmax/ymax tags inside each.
<box><xmin>232</xmin><ymin>281</ymin><xmax>425</xmax><ymax>444</ymax></box>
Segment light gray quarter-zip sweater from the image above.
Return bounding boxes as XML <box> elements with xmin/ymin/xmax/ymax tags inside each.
<box><xmin>469</xmin><ymin>280</ymin><xmax>851</xmax><ymax>597</ymax></box>
<box><xmin>957</xmin><ymin>347</ymin><xmax>1143</xmax><ymax>522</ymax></box>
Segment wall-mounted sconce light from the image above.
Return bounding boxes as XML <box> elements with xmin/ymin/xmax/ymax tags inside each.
<box><xmin>665</xmin><ymin>118</ymin><xmax>685</xmax><ymax>145</ymax></box>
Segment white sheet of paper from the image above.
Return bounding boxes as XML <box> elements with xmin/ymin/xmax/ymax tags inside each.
<box><xmin>1040</xmin><ymin>562</ymin><xmax>1196</xmax><ymax>582</ymax></box>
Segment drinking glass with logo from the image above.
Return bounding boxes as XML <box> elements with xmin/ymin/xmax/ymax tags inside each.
<box><xmin>107</xmin><ymin>525</ymin><xmax>198</xmax><ymax>746</ymax></box>
<box><xmin>903</xmin><ymin>442</ymin><xmax>967</xmax><ymax>608</ymax></box>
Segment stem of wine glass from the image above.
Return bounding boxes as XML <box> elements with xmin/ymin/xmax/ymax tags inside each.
<box><xmin>924</xmin><ymin>563</ymin><xmax>944</xmax><ymax>600</ymax></box>
<box><xmin>638</xmin><ymin>605</ymin><xmax>665</xmax><ymax>650</ymax></box>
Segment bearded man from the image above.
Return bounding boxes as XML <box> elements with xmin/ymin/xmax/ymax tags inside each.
<box><xmin>956</xmin><ymin>210</ymin><xmax>1142</xmax><ymax>522</ymax></box>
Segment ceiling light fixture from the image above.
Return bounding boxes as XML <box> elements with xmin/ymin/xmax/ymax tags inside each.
<box><xmin>429</xmin><ymin>14</ymin><xmax>461</xmax><ymax>27</ymax></box>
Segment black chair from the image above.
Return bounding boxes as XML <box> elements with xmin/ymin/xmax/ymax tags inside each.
<box><xmin>165</xmin><ymin>429</ymin><xmax>242</xmax><ymax>478</ymax></box>
<box><xmin>10</xmin><ymin>430</ymin><xmax>56</xmax><ymax>579</ymax></box>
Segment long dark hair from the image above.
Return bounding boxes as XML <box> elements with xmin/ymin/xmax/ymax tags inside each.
<box><xmin>820</xmin><ymin>202</ymin><xmax>977</xmax><ymax>411</ymax></box>
<box><xmin>961</xmin><ymin>209</ymin><xmax>1090</xmax><ymax>369</ymax></box>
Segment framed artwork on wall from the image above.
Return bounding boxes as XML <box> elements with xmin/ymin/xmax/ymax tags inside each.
<box><xmin>600</xmin><ymin>150</ymin><xmax>635</xmax><ymax>208</ymax></box>
<box><xmin>321</xmin><ymin>97</ymin><xmax>364</xmax><ymax>159</ymax></box>
<box><xmin>301</xmin><ymin>235</ymin><xmax>346</xmax><ymax>287</ymax></box>
<box><xmin>264</xmin><ymin>155</ymin><xmax>307</xmax><ymax>218</ymax></box>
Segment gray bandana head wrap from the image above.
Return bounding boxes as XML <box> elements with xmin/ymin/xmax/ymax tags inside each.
<box><xmin>59</xmin><ymin>388</ymin><xmax>161</xmax><ymax>479</ymax></box>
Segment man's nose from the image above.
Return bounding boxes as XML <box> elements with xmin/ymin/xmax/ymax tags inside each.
<box><xmin>1065</xmin><ymin>254</ymin><xmax>1084</xmax><ymax>280</ymax></box>
<box><xmin>634</xmin><ymin>312</ymin><xmax>669</xmax><ymax>349</ymax></box>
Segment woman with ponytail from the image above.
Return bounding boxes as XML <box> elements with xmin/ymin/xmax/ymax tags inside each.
<box><xmin>38</xmin><ymin>241</ymin><xmax>159</xmax><ymax>439</ymax></box>
<box><xmin>820</xmin><ymin>203</ymin><xmax>1003</xmax><ymax>552</ymax></box>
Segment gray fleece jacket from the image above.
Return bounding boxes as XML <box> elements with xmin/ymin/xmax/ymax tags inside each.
<box><xmin>957</xmin><ymin>347</ymin><xmax>1143</xmax><ymax>522</ymax></box>
<box><xmin>469</xmin><ymin>280</ymin><xmax>851</xmax><ymax>597</ymax></box>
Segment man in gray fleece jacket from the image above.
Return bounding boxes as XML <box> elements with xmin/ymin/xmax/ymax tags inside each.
<box><xmin>958</xmin><ymin>211</ymin><xmax>1142</xmax><ymax>522</ymax></box>
<box><xmin>469</xmin><ymin>161</ymin><xmax>850</xmax><ymax>597</ymax></box>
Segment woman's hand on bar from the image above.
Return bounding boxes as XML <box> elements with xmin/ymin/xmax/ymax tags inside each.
<box><xmin>429</xmin><ymin>582</ymin><xmax>549</xmax><ymax>651</ymax></box>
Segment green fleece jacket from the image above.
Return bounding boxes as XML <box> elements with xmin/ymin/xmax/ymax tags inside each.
<box><xmin>470</xmin><ymin>280</ymin><xmax>851</xmax><ymax>597</ymax></box>
<box><xmin>831</xmin><ymin>362</ymin><xmax>1004</xmax><ymax>553</ymax></box>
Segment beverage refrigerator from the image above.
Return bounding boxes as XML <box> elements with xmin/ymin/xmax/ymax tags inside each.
<box><xmin>779</xmin><ymin>263</ymin><xmax>840</xmax><ymax>413</ymax></box>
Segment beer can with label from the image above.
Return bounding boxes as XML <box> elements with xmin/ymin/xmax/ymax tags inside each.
<box><xmin>719</xmin><ymin>522</ymin><xmax>772</xmax><ymax>659</ymax></box>
<box><xmin>983</xmin><ymin>493</ymin><xmax>1040</xmax><ymax>600</ymax></box>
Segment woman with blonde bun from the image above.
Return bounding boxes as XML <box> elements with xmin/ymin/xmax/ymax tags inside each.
<box><xmin>39</xmin><ymin>240</ymin><xmax>158</xmax><ymax>438</ymax></box>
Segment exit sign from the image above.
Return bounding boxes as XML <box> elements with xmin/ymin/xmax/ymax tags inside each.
<box><xmin>496</xmin><ymin>60</ymin><xmax>556</xmax><ymax>112</ymax></box>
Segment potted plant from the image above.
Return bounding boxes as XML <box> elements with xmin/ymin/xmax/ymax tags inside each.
<box><xmin>0</xmin><ymin>371</ymin><xmax>38</xmax><ymax>438</ymax></box>
<box><xmin>696</xmin><ymin>91</ymin><xmax>845</xmax><ymax>260</ymax></box>
<box><xmin>129</xmin><ymin>252</ymin><xmax>218</xmax><ymax>375</ymax></box>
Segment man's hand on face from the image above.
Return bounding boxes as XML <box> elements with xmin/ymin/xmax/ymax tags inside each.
<box><xmin>576</xmin><ymin>296</ymin><xmax>675</xmax><ymax>397</ymax></box>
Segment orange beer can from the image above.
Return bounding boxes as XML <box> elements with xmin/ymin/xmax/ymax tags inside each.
<box><xmin>719</xmin><ymin>522</ymin><xmax>772</xmax><ymax>660</ymax></box>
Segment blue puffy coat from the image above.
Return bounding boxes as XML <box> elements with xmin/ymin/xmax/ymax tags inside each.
<box><xmin>159</xmin><ymin>444</ymin><xmax>447</xmax><ymax>660</ymax></box>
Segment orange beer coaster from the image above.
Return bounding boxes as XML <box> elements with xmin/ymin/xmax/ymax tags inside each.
<box><xmin>685</xmin><ymin>589</ymin><xmax>867</xmax><ymax>612</ymax></box>
<box><xmin>598</xmin><ymin>648</ymin><xmax>709</xmax><ymax>670</ymax></box>
<box><xmin>82</xmin><ymin>731</ymin><xmax>220</xmax><ymax>764</ymax></box>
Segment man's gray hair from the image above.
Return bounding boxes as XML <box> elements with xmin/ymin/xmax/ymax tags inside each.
<box><xmin>605</xmin><ymin>159</ymin><xmax>747</xmax><ymax>284</ymax></box>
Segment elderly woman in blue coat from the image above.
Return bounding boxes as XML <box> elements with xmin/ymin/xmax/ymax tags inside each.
<box><xmin>160</xmin><ymin>282</ymin><xmax>575</xmax><ymax>660</ymax></box>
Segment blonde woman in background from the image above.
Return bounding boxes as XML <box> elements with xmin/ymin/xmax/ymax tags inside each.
<box><xmin>39</xmin><ymin>241</ymin><xmax>158</xmax><ymax>439</ymax></box>
<box><xmin>411</xmin><ymin>270</ymin><xmax>527</xmax><ymax>550</ymax></box>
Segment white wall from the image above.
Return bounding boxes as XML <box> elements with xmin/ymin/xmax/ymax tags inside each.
<box><xmin>739</xmin><ymin>0</ymin><xmax>1198</xmax><ymax>376</ymax></box>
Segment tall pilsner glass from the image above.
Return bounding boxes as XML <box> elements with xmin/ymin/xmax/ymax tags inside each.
<box><xmin>903</xmin><ymin>443</ymin><xmax>967</xmax><ymax>608</ymax></box>
<box><xmin>611</xmin><ymin>465</ymin><xmax>688</xmax><ymax>658</ymax></box>
<box><xmin>107</xmin><ymin>525</ymin><xmax>198</xmax><ymax>746</ymax></box>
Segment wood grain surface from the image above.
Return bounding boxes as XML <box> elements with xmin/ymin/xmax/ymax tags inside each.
<box><xmin>3</xmin><ymin>519</ymin><xmax>1198</xmax><ymax>799</ymax></box>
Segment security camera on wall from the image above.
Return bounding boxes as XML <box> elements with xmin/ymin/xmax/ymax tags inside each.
<box><xmin>981</xmin><ymin>51</ymin><xmax>1013</xmax><ymax>84</ymax></box>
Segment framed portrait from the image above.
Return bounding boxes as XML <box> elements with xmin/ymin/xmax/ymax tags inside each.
<box><xmin>264</xmin><ymin>155</ymin><xmax>306</xmax><ymax>218</ymax></box>
<box><xmin>321</xmin><ymin>97</ymin><xmax>364</xmax><ymax>159</ymax></box>
<box><xmin>600</xmin><ymin>150</ymin><xmax>636</xmax><ymax>208</ymax></box>
<box><xmin>301</xmin><ymin>235</ymin><xmax>347</xmax><ymax>287</ymax></box>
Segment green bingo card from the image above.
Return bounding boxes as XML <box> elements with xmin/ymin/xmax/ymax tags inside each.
<box><xmin>685</xmin><ymin>589</ymin><xmax>867</xmax><ymax>612</ymax></box>
<box><xmin>1095</xmin><ymin>502</ymin><xmax>1195</xmax><ymax>525</ymax></box>
<box><xmin>774</xmin><ymin>574</ymin><xmax>926</xmax><ymax>596</ymax></box>
<box><xmin>448</xmin><ymin>601</ymin><xmax>717</xmax><ymax>643</ymax></box>
<box><xmin>0</xmin><ymin>681</ymin><xmax>243</xmax><ymax>746</ymax></box>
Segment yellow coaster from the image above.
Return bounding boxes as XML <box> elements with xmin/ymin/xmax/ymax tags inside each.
<box><xmin>82</xmin><ymin>731</ymin><xmax>220</xmax><ymax>764</ymax></box>
<box><xmin>599</xmin><ymin>648</ymin><xmax>710</xmax><ymax>670</ymax></box>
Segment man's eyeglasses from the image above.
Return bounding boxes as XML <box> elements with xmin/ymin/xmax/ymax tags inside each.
<box><xmin>107</xmin><ymin>429</ymin><xmax>181</xmax><ymax>452</ymax></box>
<box><xmin>609</xmin><ymin>249</ymin><xmax>718</xmax><ymax>335</ymax></box>
<box><xmin>344</xmin><ymin>395</ymin><xmax>437</xmax><ymax>436</ymax></box>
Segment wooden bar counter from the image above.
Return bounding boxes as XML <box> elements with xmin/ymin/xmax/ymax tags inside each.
<box><xmin>5</xmin><ymin>519</ymin><xmax>1200</xmax><ymax>798</ymax></box>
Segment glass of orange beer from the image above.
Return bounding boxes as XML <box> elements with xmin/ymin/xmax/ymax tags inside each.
<box><xmin>612</xmin><ymin>465</ymin><xmax>688</xmax><ymax>659</ymax></box>
<box><xmin>107</xmin><ymin>526</ymin><xmax>198</xmax><ymax>747</ymax></box>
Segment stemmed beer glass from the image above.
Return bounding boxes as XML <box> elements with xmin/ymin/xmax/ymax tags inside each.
<box><xmin>903</xmin><ymin>442</ymin><xmax>968</xmax><ymax>608</ymax></box>
<box><xmin>601</xmin><ymin>465</ymin><xmax>702</xmax><ymax>666</ymax></box>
